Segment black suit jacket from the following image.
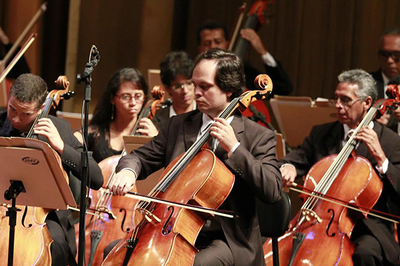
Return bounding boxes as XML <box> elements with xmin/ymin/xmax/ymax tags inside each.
<box><xmin>244</xmin><ymin>60</ymin><xmax>293</xmax><ymax>96</ymax></box>
<box><xmin>281</xmin><ymin>121</ymin><xmax>400</xmax><ymax>265</ymax></box>
<box><xmin>151</xmin><ymin>106</ymin><xmax>170</xmax><ymax>131</ymax></box>
<box><xmin>117</xmin><ymin>110</ymin><xmax>282</xmax><ymax>266</ymax></box>
<box><xmin>370</xmin><ymin>70</ymin><xmax>385</xmax><ymax>99</ymax></box>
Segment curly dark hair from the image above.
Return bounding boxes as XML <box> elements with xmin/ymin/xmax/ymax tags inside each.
<box><xmin>160</xmin><ymin>51</ymin><xmax>194</xmax><ymax>87</ymax></box>
<box><xmin>90</xmin><ymin>68</ymin><xmax>148</xmax><ymax>128</ymax></box>
<box><xmin>196</xmin><ymin>20</ymin><xmax>228</xmax><ymax>45</ymax></box>
<box><xmin>9</xmin><ymin>73</ymin><xmax>48</xmax><ymax>108</ymax></box>
<box><xmin>194</xmin><ymin>48</ymin><xmax>245</xmax><ymax>99</ymax></box>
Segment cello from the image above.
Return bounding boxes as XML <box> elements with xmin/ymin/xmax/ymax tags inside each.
<box><xmin>76</xmin><ymin>86</ymin><xmax>166</xmax><ymax>266</ymax></box>
<box><xmin>101</xmin><ymin>74</ymin><xmax>273</xmax><ymax>266</ymax></box>
<box><xmin>0</xmin><ymin>75</ymin><xmax>73</xmax><ymax>265</ymax></box>
<box><xmin>263</xmin><ymin>85</ymin><xmax>400</xmax><ymax>265</ymax></box>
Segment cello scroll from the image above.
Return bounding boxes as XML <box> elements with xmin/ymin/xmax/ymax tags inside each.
<box><xmin>238</xmin><ymin>74</ymin><xmax>273</xmax><ymax>112</ymax></box>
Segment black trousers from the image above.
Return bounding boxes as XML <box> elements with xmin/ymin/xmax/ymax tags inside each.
<box><xmin>47</xmin><ymin>211</ymin><xmax>77</xmax><ymax>266</ymax></box>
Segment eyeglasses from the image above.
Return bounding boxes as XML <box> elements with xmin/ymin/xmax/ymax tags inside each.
<box><xmin>116</xmin><ymin>93</ymin><xmax>145</xmax><ymax>103</ymax></box>
<box><xmin>330</xmin><ymin>97</ymin><xmax>361</xmax><ymax>108</ymax></box>
<box><xmin>378</xmin><ymin>49</ymin><xmax>400</xmax><ymax>62</ymax></box>
<box><xmin>171</xmin><ymin>80</ymin><xmax>194</xmax><ymax>91</ymax></box>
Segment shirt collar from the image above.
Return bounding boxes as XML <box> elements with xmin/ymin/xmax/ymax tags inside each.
<box><xmin>169</xmin><ymin>101</ymin><xmax>197</xmax><ymax>118</ymax></box>
<box><xmin>343</xmin><ymin>121</ymin><xmax>374</xmax><ymax>140</ymax></box>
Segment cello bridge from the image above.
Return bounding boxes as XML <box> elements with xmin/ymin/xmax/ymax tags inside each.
<box><xmin>137</xmin><ymin>208</ymin><xmax>161</xmax><ymax>224</ymax></box>
<box><xmin>301</xmin><ymin>209</ymin><xmax>322</xmax><ymax>223</ymax></box>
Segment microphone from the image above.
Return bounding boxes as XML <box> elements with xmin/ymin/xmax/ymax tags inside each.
<box><xmin>77</xmin><ymin>45</ymin><xmax>100</xmax><ymax>82</ymax></box>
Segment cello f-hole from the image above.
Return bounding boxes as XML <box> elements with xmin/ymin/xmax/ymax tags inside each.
<box><xmin>119</xmin><ymin>208</ymin><xmax>129</xmax><ymax>232</ymax></box>
<box><xmin>326</xmin><ymin>209</ymin><xmax>336</xmax><ymax>237</ymax></box>
<box><xmin>162</xmin><ymin>206</ymin><xmax>174</xmax><ymax>235</ymax></box>
<box><xmin>21</xmin><ymin>206</ymin><xmax>32</xmax><ymax>228</ymax></box>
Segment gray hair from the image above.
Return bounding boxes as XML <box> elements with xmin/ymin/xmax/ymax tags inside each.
<box><xmin>337</xmin><ymin>69</ymin><xmax>378</xmax><ymax>103</ymax></box>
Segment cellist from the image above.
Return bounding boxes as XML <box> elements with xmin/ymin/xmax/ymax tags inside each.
<box><xmin>109</xmin><ymin>48</ymin><xmax>282</xmax><ymax>266</ymax></box>
<box><xmin>74</xmin><ymin>68</ymin><xmax>156</xmax><ymax>161</ymax></box>
<box><xmin>280</xmin><ymin>69</ymin><xmax>400</xmax><ymax>265</ymax></box>
<box><xmin>0</xmin><ymin>73</ymin><xmax>103</xmax><ymax>266</ymax></box>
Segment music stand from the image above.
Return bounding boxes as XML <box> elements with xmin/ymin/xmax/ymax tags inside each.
<box><xmin>0</xmin><ymin>137</ymin><xmax>76</xmax><ymax>266</ymax></box>
<box><xmin>270</xmin><ymin>95</ymin><xmax>337</xmax><ymax>148</ymax></box>
<box><xmin>123</xmin><ymin>136</ymin><xmax>163</xmax><ymax>195</ymax></box>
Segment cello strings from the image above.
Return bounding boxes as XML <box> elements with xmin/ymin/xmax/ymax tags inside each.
<box><xmin>137</xmin><ymin>98</ymin><xmax>240</xmax><ymax>211</ymax></box>
<box><xmin>299</xmin><ymin>107</ymin><xmax>378</xmax><ymax>221</ymax></box>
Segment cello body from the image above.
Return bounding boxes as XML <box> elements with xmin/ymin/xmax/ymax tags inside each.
<box><xmin>0</xmin><ymin>206</ymin><xmax>52</xmax><ymax>265</ymax></box>
<box><xmin>75</xmin><ymin>155</ymin><xmax>138</xmax><ymax>266</ymax></box>
<box><xmin>75</xmin><ymin>86</ymin><xmax>165</xmax><ymax>265</ymax></box>
<box><xmin>101</xmin><ymin>149</ymin><xmax>235</xmax><ymax>266</ymax></box>
<box><xmin>263</xmin><ymin>154</ymin><xmax>382</xmax><ymax>265</ymax></box>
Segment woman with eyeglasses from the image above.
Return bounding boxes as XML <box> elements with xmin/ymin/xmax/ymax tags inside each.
<box><xmin>72</xmin><ymin>68</ymin><xmax>158</xmax><ymax>265</ymax></box>
<box><xmin>74</xmin><ymin>67</ymin><xmax>157</xmax><ymax>162</ymax></box>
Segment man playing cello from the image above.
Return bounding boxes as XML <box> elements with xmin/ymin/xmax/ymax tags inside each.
<box><xmin>280</xmin><ymin>69</ymin><xmax>400</xmax><ymax>266</ymax></box>
<box><xmin>109</xmin><ymin>48</ymin><xmax>282</xmax><ymax>266</ymax></box>
<box><xmin>0</xmin><ymin>73</ymin><xmax>103</xmax><ymax>266</ymax></box>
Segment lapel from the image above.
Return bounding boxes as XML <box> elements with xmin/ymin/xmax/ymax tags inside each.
<box><xmin>213</xmin><ymin>114</ymin><xmax>245</xmax><ymax>158</ymax></box>
<box><xmin>373</xmin><ymin>71</ymin><xmax>385</xmax><ymax>99</ymax></box>
<box><xmin>183</xmin><ymin>111</ymin><xmax>202</xmax><ymax>150</ymax></box>
<box><xmin>355</xmin><ymin>122</ymin><xmax>382</xmax><ymax>160</ymax></box>
<box><xmin>325</xmin><ymin>121</ymin><xmax>344</xmax><ymax>154</ymax></box>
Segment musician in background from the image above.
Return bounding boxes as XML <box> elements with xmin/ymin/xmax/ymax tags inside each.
<box><xmin>0</xmin><ymin>26</ymin><xmax>30</xmax><ymax>79</ymax></box>
<box><xmin>197</xmin><ymin>19</ymin><xmax>292</xmax><ymax>96</ymax></box>
<box><xmin>74</xmin><ymin>68</ymin><xmax>156</xmax><ymax>162</ymax></box>
<box><xmin>372</xmin><ymin>28</ymin><xmax>400</xmax><ymax>132</ymax></box>
<box><xmin>151</xmin><ymin>50</ymin><xmax>196</xmax><ymax>130</ymax></box>
<box><xmin>280</xmin><ymin>69</ymin><xmax>400</xmax><ymax>266</ymax></box>
<box><xmin>109</xmin><ymin>48</ymin><xmax>282</xmax><ymax>266</ymax></box>
<box><xmin>0</xmin><ymin>73</ymin><xmax>103</xmax><ymax>266</ymax></box>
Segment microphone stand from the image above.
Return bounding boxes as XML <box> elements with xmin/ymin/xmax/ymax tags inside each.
<box><xmin>76</xmin><ymin>46</ymin><xmax>99</xmax><ymax>266</ymax></box>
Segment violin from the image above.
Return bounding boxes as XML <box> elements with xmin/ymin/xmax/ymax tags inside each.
<box><xmin>101</xmin><ymin>74</ymin><xmax>273</xmax><ymax>266</ymax></box>
<box><xmin>263</xmin><ymin>85</ymin><xmax>400</xmax><ymax>265</ymax></box>
<box><xmin>75</xmin><ymin>86</ymin><xmax>166</xmax><ymax>266</ymax></box>
<box><xmin>0</xmin><ymin>75</ymin><xmax>73</xmax><ymax>265</ymax></box>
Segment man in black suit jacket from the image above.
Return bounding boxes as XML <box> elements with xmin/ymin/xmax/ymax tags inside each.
<box><xmin>371</xmin><ymin>28</ymin><xmax>400</xmax><ymax>132</ymax></box>
<box><xmin>109</xmin><ymin>48</ymin><xmax>282</xmax><ymax>266</ymax></box>
<box><xmin>0</xmin><ymin>74</ymin><xmax>103</xmax><ymax>266</ymax></box>
<box><xmin>280</xmin><ymin>69</ymin><xmax>400</xmax><ymax>266</ymax></box>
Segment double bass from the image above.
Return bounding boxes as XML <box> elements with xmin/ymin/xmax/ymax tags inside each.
<box><xmin>101</xmin><ymin>74</ymin><xmax>273</xmax><ymax>266</ymax></box>
<box><xmin>76</xmin><ymin>86</ymin><xmax>166</xmax><ymax>266</ymax></box>
<box><xmin>231</xmin><ymin>0</ymin><xmax>276</xmax><ymax>127</ymax></box>
<box><xmin>263</xmin><ymin>85</ymin><xmax>400</xmax><ymax>265</ymax></box>
<box><xmin>0</xmin><ymin>76</ymin><xmax>73</xmax><ymax>265</ymax></box>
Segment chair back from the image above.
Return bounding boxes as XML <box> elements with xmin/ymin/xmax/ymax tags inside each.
<box><xmin>257</xmin><ymin>191</ymin><xmax>291</xmax><ymax>238</ymax></box>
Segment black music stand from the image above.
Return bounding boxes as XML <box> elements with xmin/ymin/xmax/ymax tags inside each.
<box><xmin>0</xmin><ymin>137</ymin><xmax>76</xmax><ymax>266</ymax></box>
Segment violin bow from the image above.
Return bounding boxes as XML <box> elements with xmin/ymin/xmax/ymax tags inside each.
<box><xmin>1</xmin><ymin>2</ymin><xmax>47</xmax><ymax>64</ymax></box>
<box><xmin>289</xmin><ymin>183</ymin><xmax>400</xmax><ymax>224</ymax></box>
<box><xmin>0</xmin><ymin>33</ymin><xmax>36</xmax><ymax>84</ymax></box>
